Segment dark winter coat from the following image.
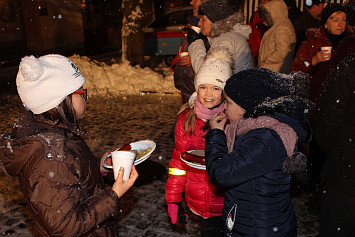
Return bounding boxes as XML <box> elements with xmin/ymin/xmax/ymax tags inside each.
<box><xmin>293</xmin><ymin>9</ymin><xmax>322</xmax><ymax>51</ymax></box>
<box><xmin>313</xmin><ymin>54</ymin><xmax>355</xmax><ymax>197</ymax></box>
<box><xmin>313</xmin><ymin>54</ymin><xmax>355</xmax><ymax>237</ymax></box>
<box><xmin>171</xmin><ymin>16</ymin><xmax>204</xmax><ymax>102</ymax></box>
<box><xmin>291</xmin><ymin>25</ymin><xmax>355</xmax><ymax>102</ymax></box>
<box><xmin>288</xmin><ymin>6</ymin><xmax>302</xmax><ymax>26</ymax></box>
<box><xmin>205</xmin><ymin>109</ymin><xmax>312</xmax><ymax>236</ymax></box>
<box><xmin>0</xmin><ymin>113</ymin><xmax>119</xmax><ymax>236</ymax></box>
<box><xmin>165</xmin><ymin>108</ymin><xmax>224</xmax><ymax>218</ymax></box>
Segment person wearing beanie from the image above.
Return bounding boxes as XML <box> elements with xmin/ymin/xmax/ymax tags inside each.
<box><xmin>0</xmin><ymin>54</ymin><xmax>138</xmax><ymax>236</ymax></box>
<box><xmin>294</xmin><ymin>0</ymin><xmax>325</xmax><ymax>51</ymax></box>
<box><xmin>186</xmin><ymin>0</ymin><xmax>253</xmax><ymax>76</ymax></box>
<box><xmin>258</xmin><ymin>0</ymin><xmax>297</xmax><ymax>73</ymax></box>
<box><xmin>205</xmin><ymin>68</ymin><xmax>313</xmax><ymax>237</ymax></box>
<box><xmin>291</xmin><ymin>3</ymin><xmax>355</xmax><ymax>192</ymax></box>
<box><xmin>292</xmin><ymin>3</ymin><xmax>355</xmax><ymax>103</ymax></box>
<box><xmin>165</xmin><ymin>47</ymin><xmax>232</xmax><ymax>237</ymax></box>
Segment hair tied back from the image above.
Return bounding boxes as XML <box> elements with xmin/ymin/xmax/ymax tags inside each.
<box><xmin>19</xmin><ymin>55</ymin><xmax>44</xmax><ymax>82</ymax></box>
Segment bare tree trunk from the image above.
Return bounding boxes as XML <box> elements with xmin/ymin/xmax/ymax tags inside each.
<box><xmin>121</xmin><ymin>0</ymin><xmax>144</xmax><ymax>66</ymax></box>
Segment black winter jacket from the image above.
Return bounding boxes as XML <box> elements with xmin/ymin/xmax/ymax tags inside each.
<box><xmin>314</xmin><ymin>54</ymin><xmax>355</xmax><ymax>196</ymax></box>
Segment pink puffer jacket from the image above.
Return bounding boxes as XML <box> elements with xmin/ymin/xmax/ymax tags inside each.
<box><xmin>165</xmin><ymin>109</ymin><xmax>224</xmax><ymax>218</ymax></box>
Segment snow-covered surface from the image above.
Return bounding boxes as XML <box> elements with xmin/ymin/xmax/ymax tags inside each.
<box><xmin>69</xmin><ymin>55</ymin><xmax>179</xmax><ymax>96</ymax></box>
<box><xmin>0</xmin><ymin>94</ymin><xmax>320</xmax><ymax>237</ymax></box>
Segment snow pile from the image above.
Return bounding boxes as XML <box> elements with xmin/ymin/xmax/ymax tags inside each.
<box><xmin>69</xmin><ymin>55</ymin><xmax>179</xmax><ymax>96</ymax></box>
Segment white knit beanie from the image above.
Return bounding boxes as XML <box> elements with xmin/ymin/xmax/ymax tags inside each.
<box><xmin>194</xmin><ymin>47</ymin><xmax>233</xmax><ymax>91</ymax></box>
<box><xmin>16</xmin><ymin>54</ymin><xmax>86</xmax><ymax>114</ymax></box>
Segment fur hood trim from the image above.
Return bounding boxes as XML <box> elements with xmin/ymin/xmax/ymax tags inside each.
<box><xmin>211</xmin><ymin>11</ymin><xmax>245</xmax><ymax>38</ymax></box>
<box><xmin>244</xmin><ymin>95</ymin><xmax>314</xmax><ymax>119</ymax></box>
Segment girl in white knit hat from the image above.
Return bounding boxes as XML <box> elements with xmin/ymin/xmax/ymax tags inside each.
<box><xmin>165</xmin><ymin>47</ymin><xmax>232</xmax><ymax>237</ymax></box>
<box><xmin>0</xmin><ymin>54</ymin><xmax>138</xmax><ymax>236</ymax></box>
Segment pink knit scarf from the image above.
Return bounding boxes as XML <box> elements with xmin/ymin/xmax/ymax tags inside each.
<box><xmin>194</xmin><ymin>97</ymin><xmax>225</xmax><ymax>121</ymax></box>
<box><xmin>225</xmin><ymin>116</ymin><xmax>297</xmax><ymax>156</ymax></box>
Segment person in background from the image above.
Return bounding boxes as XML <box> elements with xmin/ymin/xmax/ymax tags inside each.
<box><xmin>313</xmin><ymin>54</ymin><xmax>355</xmax><ymax>237</ymax></box>
<box><xmin>344</xmin><ymin>0</ymin><xmax>355</xmax><ymax>25</ymax></box>
<box><xmin>186</xmin><ymin>0</ymin><xmax>253</xmax><ymax>75</ymax></box>
<box><xmin>165</xmin><ymin>47</ymin><xmax>232</xmax><ymax>237</ymax></box>
<box><xmin>0</xmin><ymin>54</ymin><xmax>138</xmax><ymax>236</ymax></box>
<box><xmin>205</xmin><ymin>68</ymin><xmax>312</xmax><ymax>237</ymax></box>
<box><xmin>293</xmin><ymin>0</ymin><xmax>325</xmax><ymax>52</ymax></box>
<box><xmin>291</xmin><ymin>3</ymin><xmax>355</xmax><ymax>103</ymax></box>
<box><xmin>284</xmin><ymin>0</ymin><xmax>302</xmax><ymax>25</ymax></box>
<box><xmin>291</xmin><ymin>3</ymin><xmax>355</xmax><ymax>191</ymax></box>
<box><xmin>248</xmin><ymin>0</ymin><xmax>270</xmax><ymax>66</ymax></box>
<box><xmin>258</xmin><ymin>0</ymin><xmax>296</xmax><ymax>73</ymax></box>
<box><xmin>171</xmin><ymin>0</ymin><xmax>209</xmax><ymax>104</ymax></box>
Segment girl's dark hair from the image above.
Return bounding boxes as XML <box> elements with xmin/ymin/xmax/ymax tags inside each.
<box><xmin>37</xmin><ymin>94</ymin><xmax>84</xmax><ymax>134</ymax></box>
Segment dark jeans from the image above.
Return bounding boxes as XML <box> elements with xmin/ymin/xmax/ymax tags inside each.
<box><xmin>199</xmin><ymin>216</ymin><xmax>223</xmax><ymax>237</ymax></box>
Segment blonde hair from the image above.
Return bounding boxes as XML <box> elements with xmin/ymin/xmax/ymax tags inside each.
<box><xmin>177</xmin><ymin>103</ymin><xmax>198</xmax><ymax>136</ymax></box>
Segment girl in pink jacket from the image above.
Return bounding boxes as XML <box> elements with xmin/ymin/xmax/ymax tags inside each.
<box><xmin>165</xmin><ymin>47</ymin><xmax>232</xmax><ymax>236</ymax></box>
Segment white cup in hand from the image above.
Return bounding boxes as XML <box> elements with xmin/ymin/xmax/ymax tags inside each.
<box><xmin>321</xmin><ymin>46</ymin><xmax>332</xmax><ymax>60</ymax></box>
<box><xmin>111</xmin><ymin>151</ymin><xmax>136</xmax><ymax>180</ymax></box>
<box><xmin>180</xmin><ymin>52</ymin><xmax>189</xmax><ymax>58</ymax></box>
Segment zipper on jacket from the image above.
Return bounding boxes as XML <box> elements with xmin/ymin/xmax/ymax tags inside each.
<box><xmin>226</xmin><ymin>203</ymin><xmax>238</xmax><ymax>236</ymax></box>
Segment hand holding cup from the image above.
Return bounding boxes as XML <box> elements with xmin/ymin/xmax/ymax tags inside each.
<box><xmin>321</xmin><ymin>46</ymin><xmax>332</xmax><ymax>61</ymax></box>
<box><xmin>313</xmin><ymin>46</ymin><xmax>332</xmax><ymax>65</ymax></box>
<box><xmin>111</xmin><ymin>150</ymin><xmax>136</xmax><ymax>180</ymax></box>
<box><xmin>112</xmin><ymin>165</ymin><xmax>139</xmax><ymax>198</ymax></box>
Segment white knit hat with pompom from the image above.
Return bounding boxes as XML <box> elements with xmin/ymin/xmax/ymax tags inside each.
<box><xmin>16</xmin><ymin>54</ymin><xmax>85</xmax><ymax>114</ymax></box>
<box><xmin>194</xmin><ymin>47</ymin><xmax>233</xmax><ymax>91</ymax></box>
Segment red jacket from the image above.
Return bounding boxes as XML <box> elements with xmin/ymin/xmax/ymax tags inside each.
<box><xmin>165</xmin><ymin>109</ymin><xmax>224</xmax><ymax>218</ymax></box>
<box><xmin>248</xmin><ymin>11</ymin><xmax>269</xmax><ymax>59</ymax></box>
<box><xmin>291</xmin><ymin>25</ymin><xmax>355</xmax><ymax>102</ymax></box>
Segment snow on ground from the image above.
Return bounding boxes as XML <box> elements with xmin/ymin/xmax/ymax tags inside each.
<box><xmin>0</xmin><ymin>56</ymin><xmax>320</xmax><ymax>236</ymax></box>
<box><xmin>69</xmin><ymin>55</ymin><xmax>179</xmax><ymax>97</ymax></box>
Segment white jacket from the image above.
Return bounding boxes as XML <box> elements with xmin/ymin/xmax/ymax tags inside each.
<box><xmin>188</xmin><ymin>23</ymin><xmax>253</xmax><ymax>74</ymax></box>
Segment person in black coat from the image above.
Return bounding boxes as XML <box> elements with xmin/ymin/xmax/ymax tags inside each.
<box><xmin>313</xmin><ymin>54</ymin><xmax>355</xmax><ymax>237</ymax></box>
<box><xmin>294</xmin><ymin>0</ymin><xmax>325</xmax><ymax>52</ymax></box>
<box><xmin>205</xmin><ymin>68</ymin><xmax>313</xmax><ymax>236</ymax></box>
<box><xmin>284</xmin><ymin>0</ymin><xmax>302</xmax><ymax>25</ymax></box>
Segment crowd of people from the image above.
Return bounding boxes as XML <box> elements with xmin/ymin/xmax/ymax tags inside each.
<box><xmin>0</xmin><ymin>0</ymin><xmax>354</xmax><ymax>236</ymax></box>
<box><xmin>169</xmin><ymin>0</ymin><xmax>355</xmax><ymax>236</ymax></box>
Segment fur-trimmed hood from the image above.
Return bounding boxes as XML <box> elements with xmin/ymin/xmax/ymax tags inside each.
<box><xmin>210</xmin><ymin>11</ymin><xmax>249</xmax><ymax>38</ymax></box>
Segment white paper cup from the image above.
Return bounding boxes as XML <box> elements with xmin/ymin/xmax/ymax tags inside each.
<box><xmin>180</xmin><ymin>52</ymin><xmax>189</xmax><ymax>57</ymax></box>
<box><xmin>191</xmin><ymin>26</ymin><xmax>201</xmax><ymax>34</ymax></box>
<box><xmin>111</xmin><ymin>150</ymin><xmax>136</xmax><ymax>181</ymax></box>
<box><xmin>321</xmin><ymin>46</ymin><xmax>332</xmax><ymax>54</ymax></box>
